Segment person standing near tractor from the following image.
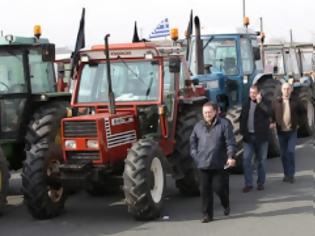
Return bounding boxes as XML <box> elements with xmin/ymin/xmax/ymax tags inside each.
<box><xmin>190</xmin><ymin>101</ymin><xmax>236</xmax><ymax>223</ymax></box>
<box><xmin>240</xmin><ymin>84</ymin><xmax>271</xmax><ymax>193</ymax></box>
<box><xmin>270</xmin><ymin>83</ymin><xmax>300</xmax><ymax>183</ymax></box>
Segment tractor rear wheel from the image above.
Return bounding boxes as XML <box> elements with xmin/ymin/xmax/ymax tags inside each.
<box><xmin>123</xmin><ymin>139</ymin><xmax>166</xmax><ymax>220</ymax></box>
<box><xmin>0</xmin><ymin>147</ymin><xmax>9</xmax><ymax>215</ymax></box>
<box><xmin>22</xmin><ymin>101</ymin><xmax>68</xmax><ymax>219</ymax></box>
<box><xmin>257</xmin><ymin>78</ymin><xmax>281</xmax><ymax>158</ymax></box>
<box><xmin>225</xmin><ymin>106</ymin><xmax>243</xmax><ymax>174</ymax></box>
<box><xmin>295</xmin><ymin>87</ymin><xmax>315</xmax><ymax>137</ymax></box>
<box><xmin>174</xmin><ymin>106</ymin><xmax>202</xmax><ymax>196</ymax></box>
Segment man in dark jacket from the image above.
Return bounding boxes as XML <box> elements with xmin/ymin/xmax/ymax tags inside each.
<box><xmin>270</xmin><ymin>83</ymin><xmax>300</xmax><ymax>183</ymax></box>
<box><xmin>240</xmin><ymin>84</ymin><xmax>271</xmax><ymax>192</ymax></box>
<box><xmin>190</xmin><ymin>101</ymin><xmax>236</xmax><ymax>223</ymax></box>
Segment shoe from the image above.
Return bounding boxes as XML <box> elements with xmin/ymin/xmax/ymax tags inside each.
<box><xmin>283</xmin><ymin>176</ymin><xmax>290</xmax><ymax>182</ymax></box>
<box><xmin>288</xmin><ymin>176</ymin><xmax>295</xmax><ymax>183</ymax></box>
<box><xmin>224</xmin><ymin>207</ymin><xmax>230</xmax><ymax>216</ymax></box>
<box><xmin>242</xmin><ymin>186</ymin><xmax>253</xmax><ymax>193</ymax></box>
<box><xmin>201</xmin><ymin>216</ymin><xmax>213</xmax><ymax>223</ymax></box>
<box><xmin>257</xmin><ymin>184</ymin><xmax>264</xmax><ymax>191</ymax></box>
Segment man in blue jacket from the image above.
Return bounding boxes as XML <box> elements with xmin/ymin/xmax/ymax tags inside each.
<box><xmin>190</xmin><ymin>101</ymin><xmax>236</xmax><ymax>223</ymax></box>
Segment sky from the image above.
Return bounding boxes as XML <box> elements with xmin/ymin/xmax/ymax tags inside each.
<box><xmin>0</xmin><ymin>0</ymin><xmax>314</xmax><ymax>50</ymax></box>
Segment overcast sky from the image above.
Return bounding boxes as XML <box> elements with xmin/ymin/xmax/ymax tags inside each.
<box><xmin>1</xmin><ymin>0</ymin><xmax>314</xmax><ymax>49</ymax></box>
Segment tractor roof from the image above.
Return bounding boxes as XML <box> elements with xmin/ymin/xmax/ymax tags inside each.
<box><xmin>81</xmin><ymin>41</ymin><xmax>184</xmax><ymax>60</ymax></box>
<box><xmin>0</xmin><ymin>35</ymin><xmax>49</xmax><ymax>45</ymax></box>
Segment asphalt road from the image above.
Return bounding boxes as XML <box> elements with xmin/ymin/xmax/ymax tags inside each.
<box><xmin>1</xmin><ymin>138</ymin><xmax>314</xmax><ymax>236</ymax></box>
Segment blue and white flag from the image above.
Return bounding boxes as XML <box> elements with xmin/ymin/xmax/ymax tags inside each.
<box><xmin>149</xmin><ymin>18</ymin><xmax>170</xmax><ymax>39</ymax></box>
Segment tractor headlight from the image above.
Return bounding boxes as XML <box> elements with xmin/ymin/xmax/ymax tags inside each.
<box><xmin>65</xmin><ymin>140</ymin><xmax>77</xmax><ymax>149</ymax></box>
<box><xmin>86</xmin><ymin>140</ymin><xmax>99</xmax><ymax>149</ymax></box>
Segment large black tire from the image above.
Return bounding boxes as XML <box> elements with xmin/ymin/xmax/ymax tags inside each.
<box><xmin>123</xmin><ymin>139</ymin><xmax>166</xmax><ymax>220</ymax></box>
<box><xmin>173</xmin><ymin>106</ymin><xmax>202</xmax><ymax>196</ymax></box>
<box><xmin>257</xmin><ymin>78</ymin><xmax>281</xmax><ymax>157</ymax></box>
<box><xmin>0</xmin><ymin>147</ymin><xmax>9</xmax><ymax>215</ymax></box>
<box><xmin>225</xmin><ymin>106</ymin><xmax>243</xmax><ymax>174</ymax></box>
<box><xmin>294</xmin><ymin>87</ymin><xmax>315</xmax><ymax>137</ymax></box>
<box><xmin>22</xmin><ymin>101</ymin><xmax>68</xmax><ymax>219</ymax></box>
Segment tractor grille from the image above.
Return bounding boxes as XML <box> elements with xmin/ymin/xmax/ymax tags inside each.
<box><xmin>64</xmin><ymin>121</ymin><xmax>97</xmax><ymax>137</ymax></box>
<box><xmin>66</xmin><ymin>151</ymin><xmax>100</xmax><ymax>161</ymax></box>
<box><xmin>105</xmin><ymin>119</ymin><xmax>137</xmax><ymax>148</ymax></box>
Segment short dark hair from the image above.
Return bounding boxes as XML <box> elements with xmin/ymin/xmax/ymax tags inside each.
<box><xmin>250</xmin><ymin>84</ymin><xmax>260</xmax><ymax>92</ymax></box>
<box><xmin>203</xmin><ymin>101</ymin><xmax>218</xmax><ymax>111</ymax></box>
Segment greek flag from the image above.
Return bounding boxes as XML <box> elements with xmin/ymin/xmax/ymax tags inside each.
<box><xmin>149</xmin><ymin>18</ymin><xmax>170</xmax><ymax>39</ymax></box>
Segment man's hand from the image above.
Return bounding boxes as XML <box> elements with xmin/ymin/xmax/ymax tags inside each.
<box><xmin>256</xmin><ymin>92</ymin><xmax>262</xmax><ymax>103</ymax></box>
<box><xmin>226</xmin><ymin>158</ymin><xmax>236</xmax><ymax>167</ymax></box>
<box><xmin>270</xmin><ymin>122</ymin><xmax>276</xmax><ymax>129</ymax></box>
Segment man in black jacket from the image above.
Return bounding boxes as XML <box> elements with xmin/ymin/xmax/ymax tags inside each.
<box><xmin>190</xmin><ymin>101</ymin><xmax>236</xmax><ymax>223</ymax></box>
<box><xmin>240</xmin><ymin>84</ymin><xmax>271</xmax><ymax>193</ymax></box>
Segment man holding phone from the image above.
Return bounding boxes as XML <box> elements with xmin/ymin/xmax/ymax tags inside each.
<box><xmin>240</xmin><ymin>84</ymin><xmax>271</xmax><ymax>193</ymax></box>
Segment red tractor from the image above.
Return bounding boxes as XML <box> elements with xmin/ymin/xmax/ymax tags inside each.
<box><xmin>22</xmin><ymin>35</ymin><xmax>206</xmax><ymax>220</ymax></box>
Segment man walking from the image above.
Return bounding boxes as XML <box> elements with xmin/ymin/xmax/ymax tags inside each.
<box><xmin>190</xmin><ymin>101</ymin><xmax>236</xmax><ymax>223</ymax></box>
<box><xmin>271</xmin><ymin>83</ymin><xmax>300</xmax><ymax>183</ymax></box>
<box><xmin>240</xmin><ymin>85</ymin><xmax>271</xmax><ymax>192</ymax></box>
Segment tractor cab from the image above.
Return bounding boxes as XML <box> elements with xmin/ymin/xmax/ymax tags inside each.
<box><xmin>189</xmin><ymin>31</ymin><xmax>263</xmax><ymax>110</ymax></box>
<box><xmin>0</xmin><ymin>27</ymin><xmax>70</xmax><ymax>170</ymax></box>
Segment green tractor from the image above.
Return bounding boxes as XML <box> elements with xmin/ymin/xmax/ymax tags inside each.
<box><xmin>0</xmin><ymin>27</ymin><xmax>71</xmax><ymax>214</ymax></box>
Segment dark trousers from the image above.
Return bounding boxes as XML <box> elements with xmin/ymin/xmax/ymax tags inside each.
<box><xmin>278</xmin><ymin>131</ymin><xmax>297</xmax><ymax>177</ymax></box>
<box><xmin>199</xmin><ymin>169</ymin><xmax>229</xmax><ymax>218</ymax></box>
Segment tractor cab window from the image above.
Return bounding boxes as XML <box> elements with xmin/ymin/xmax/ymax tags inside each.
<box><xmin>240</xmin><ymin>38</ymin><xmax>254</xmax><ymax>75</ymax></box>
<box><xmin>77</xmin><ymin>59</ymin><xmax>160</xmax><ymax>103</ymax></box>
<box><xmin>0</xmin><ymin>51</ymin><xmax>26</xmax><ymax>93</ymax></box>
<box><xmin>29</xmin><ymin>49</ymin><xmax>55</xmax><ymax>93</ymax></box>
<box><xmin>197</xmin><ymin>38</ymin><xmax>238</xmax><ymax>76</ymax></box>
<box><xmin>297</xmin><ymin>48</ymin><xmax>313</xmax><ymax>73</ymax></box>
<box><xmin>264</xmin><ymin>49</ymin><xmax>285</xmax><ymax>75</ymax></box>
<box><xmin>284</xmin><ymin>48</ymin><xmax>300</xmax><ymax>77</ymax></box>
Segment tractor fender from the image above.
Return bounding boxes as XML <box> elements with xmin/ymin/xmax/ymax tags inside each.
<box><xmin>252</xmin><ymin>73</ymin><xmax>273</xmax><ymax>85</ymax></box>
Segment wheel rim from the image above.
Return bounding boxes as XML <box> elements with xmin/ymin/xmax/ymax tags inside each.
<box><xmin>46</xmin><ymin>160</ymin><xmax>63</xmax><ymax>203</ymax></box>
<box><xmin>307</xmin><ymin>101</ymin><xmax>315</xmax><ymax>128</ymax></box>
<box><xmin>150</xmin><ymin>157</ymin><xmax>164</xmax><ymax>204</ymax></box>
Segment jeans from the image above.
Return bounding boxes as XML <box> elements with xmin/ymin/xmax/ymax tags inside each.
<box><xmin>199</xmin><ymin>169</ymin><xmax>229</xmax><ymax>218</ymax></box>
<box><xmin>243</xmin><ymin>134</ymin><xmax>268</xmax><ymax>187</ymax></box>
<box><xmin>278</xmin><ymin>131</ymin><xmax>297</xmax><ymax>177</ymax></box>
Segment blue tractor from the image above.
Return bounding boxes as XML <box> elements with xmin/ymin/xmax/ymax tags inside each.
<box><xmin>187</xmin><ymin>17</ymin><xmax>281</xmax><ymax>172</ymax></box>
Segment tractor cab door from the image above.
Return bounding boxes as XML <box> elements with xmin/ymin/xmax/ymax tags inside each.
<box><xmin>0</xmin><ymin>48</ymin><xmax>30</xmax><ymax>141</ymax></box>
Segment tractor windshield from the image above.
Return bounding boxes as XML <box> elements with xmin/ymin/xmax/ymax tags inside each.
<box><xmin>77</xmin><ymin>59</ymin><xmax>160</xmax><ymax>103</ymax></box>
<box><xmin>29</xmin><ymin>48</ymin><xmax>55</xmax><ymax>93</ymax></box>
<box><xmin>0</xmin><ymin>48</ymin><xmax>56</xmax><ymax>94</ymax></box>
<box><xmin>0</xmin><ymin>51</ymin><xmax>27</xmax><ymax>93</ymax></box>
<box><xmin>191</xmin><ymin>38</ymin><xmax>238</xmax><ymax>75</ymax></box>
<box><xmin>264</xmin><ymin>49</ymin><xmax>285</xmax><ymax>75</ymax></box>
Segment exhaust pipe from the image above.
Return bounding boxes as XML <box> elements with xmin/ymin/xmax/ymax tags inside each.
<box><xmin>132</xmin><ymin>21</ymin><xmax>141</xmax><ymax>43</ymax></box>
<box><xmin>194</xmin><ymin>16</ymin><xmax>204</xmax><ymax>75</ymax></box>
<box><xmin>104</xmin><ymin>34</ymin><xmax>116</xmax><ymax>114</ymax></box>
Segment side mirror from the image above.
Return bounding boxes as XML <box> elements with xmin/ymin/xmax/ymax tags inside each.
<box><xmin>169</xmin><ymin>56</ymin><xmax>181</xmax><ymax>73</ymax></box>
<box><xmin>253</xmin><ymin>47</ymin><xmax>261</xmax><ymax>61</ymax></box>
<box><xmin>41</xmin><ymin>44</ymin><xmax>55</xmax><ymax>61</ymax></box>
<box><xmin>273</xmin><ymin>66</ymin><xmax>279</xmax><ymax>74</ymax></box>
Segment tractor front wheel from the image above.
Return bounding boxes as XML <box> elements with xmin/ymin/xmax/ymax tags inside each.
<box><xmin>22</xmin><ymin>101</ymin><xmax>68</xmax><ymax>219</ymax></box>
<box><xmin>123</xmin><ymin>139</ymin><xmax>166</xmax><ymax>220</ymax></box>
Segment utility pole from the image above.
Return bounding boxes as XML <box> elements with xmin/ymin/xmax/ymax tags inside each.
<box><xmin>260</xmin><ymin>17</ymin><xmax>265</xmax><ymax>67</ymax></box>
